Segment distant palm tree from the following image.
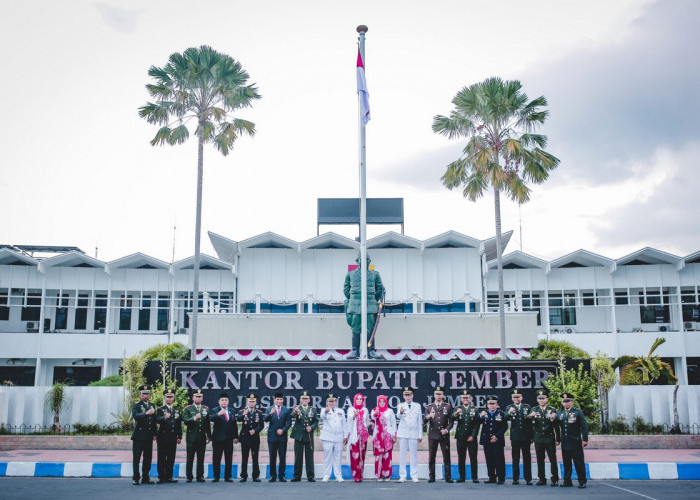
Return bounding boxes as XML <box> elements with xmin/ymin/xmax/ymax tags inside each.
<box><xmin>432</xmin><ymin>77</ymin><xmax>559</xmax><ymax>357</ymax></box>
<box><xmin>139</xmin><ymin>46</ymin><xmax>261</xmax><ymax>359</ymax></box>
<box><xmin>613</xmin><ymin>337</ymin><xmax>677</xmax><ymax>385</ymax></box>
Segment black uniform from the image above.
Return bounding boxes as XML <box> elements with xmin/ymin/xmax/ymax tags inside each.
<box><xmin>505</xmin><ymin>400</ymin><xmax>533</xmax><ymax>483</ymax></box>
<box><xmin>424</xmin><ymin>399</ymin><xmax>454</xmax><ymax>482</ymax></box>
<box><xmin>155</xmin><ymin>402</ymin><xmax>181</xmax><ymax>482</ymax></box>
<box><xmin>453</xmin><ymin>402</ymin><xmax>481</xmax><ymax>482</ymax></box>
<box><xmin>556</xmin><ymin>407</ymin><xmax>588</xmax><ymax>487</ymax></box>
<box><xmin>131</xmin><ymin>397</ymin><xmax>157</xmax><ymax>484</ymax></box>
<box><xmin>237</xmin><ymin>406</ymin><xmax>264</xmax><ymax>481</ymax></box>
<box><xmin>479</xmin><ymin>407</ymin><xmax>507</xmax><ymax>483</ymax></box>
<box><xmin>211</xmin><ymin>405</ymin><xmax>239</xmax><ymax>481</ymax></box>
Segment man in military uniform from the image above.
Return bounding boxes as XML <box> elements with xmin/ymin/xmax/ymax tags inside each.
<box><xmin>131</xmin><ymin>384</ymin><xmax>157</xmax><ymax>485</ymax></box>
<box><xmin>479</xmin><ymin>395</ymin><xmax>507</xmax><ymax>484</ymax></box>
<box><xmin>211</xmin><ymin>392</ymin><xmax>239</xmax><ymax>482</ymax></box>
<box><xmin>527</xmin><ymin>389</ymin><xmax>560</xmax><ymax>486</ymax></box>
<box><xmin>424</xmin><ymin>386</ymin><xmax>454</xmax><ymax>483</ymax></box>
<box><xmin>182</xmin><ymin>389</ymin><xmax>211</xmax><ymax>482</ymax></box>
<box><xmin>237</xmin><ymin>393</ymin><xmax>264</xmax><ymax>482</ymax></box>
<box><xmin>555</xmin><ymin>393</ymin><xmax>588</xmax><ymax>489</ymax></box>
<box><xmin>264</xmin><ymin>392</ymin><xmax>292</xmax><ymax>482</ymax></box>
<box><xmin>155</xmin><ymin>387</ymin><xmax>181</xmax><ymax>484</ymax></box>
<box><xmin>453</xmin><ymin>389</ymin><xmax>481</xmax><ymax>483</ymax></box>
<box><xmin>344</xmin><ymin>252</ymin><xmax>384</xmax><ymax>359</ymax></box>
<box><xmin>290</xmin><ymin>390</ymin><xmax>318</xmax><ymax>482</ymax></box>
<box><xmin>504</xmin><ymin>389</ymin><xmax>533</xmax><ymax>485</ymax></box>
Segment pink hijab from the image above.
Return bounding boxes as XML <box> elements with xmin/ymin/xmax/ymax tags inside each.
<box><xmin>375</xmin><ymin>395</ymin><xmax>388</xmax><ymax>414</ymax></box>
<box><xmin>353</xmin><ymin>393</ymin><xmax>365</xmax><ymax>410</ymax></box>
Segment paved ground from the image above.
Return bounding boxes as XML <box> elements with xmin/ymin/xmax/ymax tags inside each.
<box><xmin>0</xmin><ymin>477</ymin><xmax>699</xmax><ymax>499</ymax></box>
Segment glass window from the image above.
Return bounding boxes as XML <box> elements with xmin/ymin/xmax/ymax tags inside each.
<box><xmin>0</xmin><ymin>290</ymin><xmax>9</xmax><ymax>321</ymax></box>
<box><xmin>53</xmin><ymin>366</ymin><xmax>101</xmax><ymax>386</ymax></box>
<box><xmin>94</xmin><ymin>294</ymin><xmax>107</xmax><ymax>329</ymax></box>
<box><xmin>119</xmin><ymin>295</ymin><xmax>133</xmax><ymax>330</ymax></box>
<box><xmin>681</xmin><ymin>290</ymin><xmax>699</xmax><ymax>323</ymax></box>
<box><xmin>687</xmin><ymin>357</ymin><xmax>700</xmax><ymax>385</ymax></box>
<box><xmin>615</xmin><ymin>291</ymin><xmax>629</xmax><ymax>305</ymax></box>
<box><xmin>640</xmin><ymin>291</ymin><xmax>670</xmax><ymax>323</ymax></box>
<box><xmin>21</xmin><ymin>292</ymin><xmax>41</xmax><ymax>322</ymax></box>
<box><xmin>157</xmin><ymin>295</ymin><xmax>169</xmax><ymax>331</ymax></box>
<box><xmin>583</xmin><ymin>292</ymin><xmax>596</xmax><ymax>306</ymax></box>
<box><xmin>74</xmin><ymin>294</ymin><xmax>88</xmax><ymax>330</ymax></box>
<box><xmin>383</xmin><ymin>303</ymin><xmax>414</xmax><ymax>314</ymax></box>
<box><xmin>138</xmin><ymin>296</ymin><xmax>151</xmax><ymax>331</ymax></box>
<box><xmin>55</xmin><ymin>293</ymin><xmax>69</xmax><ymax>330</ymax></box>
<box><xmin>425</xmin><ymin>302</ymin><xmax>466</xmax><ymax>313</ymax></box>
<box><xmin>549</xmin><ymin>293</ymin><xmax>576</xmax><ymax>326</ymax></box>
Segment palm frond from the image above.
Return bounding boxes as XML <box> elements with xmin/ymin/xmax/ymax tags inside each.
<box><xmin>647</xmin><ymin>337</ymin><xmax>666</xmax><ymax>358</ymax></box>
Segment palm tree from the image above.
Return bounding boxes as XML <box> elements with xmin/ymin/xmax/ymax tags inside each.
<box><xmin>45</xmin><ymin>382</ymin><xmax>71</xmax><ymax>432</ymax></box>
<box><xmin>613</xmin><ymin>337</ymin><xmax>677</xmax><ymax>385</ymax></box>
<box><xmin>432</xmin><ymin>77</ymin><xmax>559</xmax><ymax>357</ymax></box>
<box><xmin>139</xmin><ymin>46</ymin><xmax>261</xmax><ymax>359</ymax></box>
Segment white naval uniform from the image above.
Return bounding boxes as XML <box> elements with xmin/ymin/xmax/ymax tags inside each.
<box><xmin>320</xmin><ymin>407</ymin><xmax>348</xmax><ymax>480</ymax></box>
<box><xmin>396</xmin><ymin>401</ymin><xmax>423</xmax><ymax>480</ymax></box>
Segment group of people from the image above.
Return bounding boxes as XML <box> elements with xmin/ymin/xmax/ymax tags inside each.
<box><xmin>130</xmin><ymin>384</ymin><xmax>588</xmax><ymax>488</ymax></box>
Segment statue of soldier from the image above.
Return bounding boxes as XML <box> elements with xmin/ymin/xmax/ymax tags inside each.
<box><xmin>344</xmin><ymin>251</ymin><xmax>384</xmax><ymax>359</ymax></box>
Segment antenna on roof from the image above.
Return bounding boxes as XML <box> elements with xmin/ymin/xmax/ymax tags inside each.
<box><xmin>518</xmin><ymin>203</ymin><xmax>523</xmax><ymax>252</ymax></box>
<box><xmin>171</xmin><ymin>217</ymin><xmax>177</xmax><ymax>263</ymax></box>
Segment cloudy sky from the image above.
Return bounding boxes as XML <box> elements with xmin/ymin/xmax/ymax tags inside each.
<box><xmin>1</xmin><ymin>0</ymin><xmax>698</xmax><ymax>263</ymax></box>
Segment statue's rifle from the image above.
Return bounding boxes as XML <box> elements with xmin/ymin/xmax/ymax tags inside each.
<box><xmin>367</xmin><ymin>289</ymin><xmax>386</xmax><ymax>348</ymax></box>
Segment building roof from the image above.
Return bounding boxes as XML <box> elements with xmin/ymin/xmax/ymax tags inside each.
<box><xmin>172</xmin><ymin>254</ymin><xmax>234</xmax><ymax>271</ymax></box>
<box><xmin>549</xmin><ymin>249</ymin><xmax>615</xmax><ymax>269</ymax></box>
<box><xmin>482</xmin><ymin>230</ymin><xmax>514</xmax><ymax>261</ymax></box>
<box><xmin>368</xmin><ymin>232</ymin><xmax>423</xmax><ymax>249</ymax></box>
<box><xmin>300</xmin><ymin>232</ymin><xmax>359</xmax><ymax>250</ymax></box>
<box><xmin>239</xmin><ymin>232</ymin><xmax>299</xmax><ymax>250</ymax></box>
<box><xmin>0</xmin><ymin>248</ymin><xmax>38</xmax><ymax>266</ymax></box>
<box><xmin>106</xmin><ymin>253</ymin><xmax>170</xmax><ymax>271</ymax></box>
<box><xmin>616</xmin><ymin>247</ymin><xmax>682</xmax><ymax>266</ymax></box>
<box><xmin>423</xmin><ymin>230</ymin><xmax>481</xmax><ymax>249</ymax></box>
<box><xmin>488</xmin><ymin>251</ymin><xmax>547</xmax><ymax>270</ymax></box>
<box><xmin>38</xmin><ymin>251</ymin><xmax>105</xmax><ymax>271</ymax></box>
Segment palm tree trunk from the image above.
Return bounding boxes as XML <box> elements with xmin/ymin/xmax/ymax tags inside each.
<box><xmin>493</xmin><ymin>187</ymin><xmax>506</xmax><ymax>358</ymax></box>
<box><xmin>190</xmin><ymin>131</ymin><xmax>204</xmax><ymax>361</ymax></box>
<box><xmin>671</xmin><ymin>382</ymin><xmax>681</xmax><ymax>434</ymax></box>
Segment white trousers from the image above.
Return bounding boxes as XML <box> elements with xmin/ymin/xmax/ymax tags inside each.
<box><xmin>322</xmin><ymin>440</ymin><xmax>343</xmax><ymax>478</ymax></box>
<box><xmin>399</xmin><ymin>437</ymin><xmax>419</xmax><ymax>479</ymax></box>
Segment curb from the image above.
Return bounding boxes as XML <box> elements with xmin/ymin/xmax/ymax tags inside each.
<box><xmin>1</xmin><ymin>462</ymin><xmax>699</xmax><ymax>480</ymax></box>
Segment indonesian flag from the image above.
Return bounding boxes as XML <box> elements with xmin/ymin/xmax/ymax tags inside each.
<box><xmin>356</xmin><ymin>48</ymin><xmax>370</xmax><ymax>125</ymax></box>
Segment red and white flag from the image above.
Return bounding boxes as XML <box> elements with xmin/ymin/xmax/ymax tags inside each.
<box><xmin>356</xmin><ymin>48</ymin><xmax>370</xmax><ymax>125</ymax></box>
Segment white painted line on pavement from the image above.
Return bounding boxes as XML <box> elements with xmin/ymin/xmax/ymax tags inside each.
<box><xmin>602</xmin><ymin>482</ymin><xmax>658</xmax><ymax>499</ymax></box>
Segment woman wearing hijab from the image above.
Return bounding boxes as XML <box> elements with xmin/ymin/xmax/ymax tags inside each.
<box><xmin>372</xmin><ymin>395</ymin><xmax>397</xmax><ymax>481</ymax></box>
<box><xmin>346</xmin><ymin>393</ymin><xmax>370</xmax><ymax>482</ymax></box>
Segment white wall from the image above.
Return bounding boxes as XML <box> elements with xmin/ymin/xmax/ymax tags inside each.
<box><xmin>608</xmin><ymin>385</ymin><xmax>700</xmax><ymax>427</ymax></box>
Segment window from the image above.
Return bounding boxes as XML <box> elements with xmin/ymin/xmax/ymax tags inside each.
<box><xmin>640</xmin><ymin>291</ymin><xmax>670</xmax><ymax>324</ymax></box>
<box><xmin>53</xmin><ymin>366</ymin><xmax>101</xmax><ymax>386</ymax></box>
<box><xmin>74</xmin><ymin>294</ymin><xmax>88</xmax><ymax>330</ymax></box>
<box><xmin>383</xmin><ymin>303</ymin><xmax>414</xmax><ymax>314</ymax></box>
<box><xmin>549</xmin><ymin>293</ymin><xmax>576</xmax><ymax>326</ymax></box>
<box><xmin>687</xmin><ymin>357</ymin><xmax>700</xmax><ymax>385</ymax></box>
<box><xmin>94</xmin><ymin>294</ymin><xmax>107</xmax><ymax>329</ymax></box>
<box><xmin>615</xmin><ymin>291</ymin><xmax>629</xmax><ymax>305</ymax></box>
<box><xmin>119</xmin><ymin>294</ymin><xmax>133</xmax><ymax>330</ymax></box>
<box><xmin>55</xmin><ymin>293</ymin><xmax>69</xmax><ymax>329</ymax></box>
<box><xmin>0</xmin><ymin>290</ymin><xmax>9</xmax><ymax>321</ymax></box>
<box><xmin>21</xmin><ymin>292</ymin><xmax>41</xmax><ymax>322</ymax></box>
<box><xmin>138</xmin><ymin>296</ymin><xmax>151</xmax><ymax>331</ymax></box>
<box><xmin>157</xmin><ymin>295</ymin><xmax>169</xmax><ymax>331</ymax></box>
<box><xmin>0</xmin><ymin>366</ymin><xmax>36</xmax><ymax>386</ymax></box>
<box><xmin>681</xmin><ymin>290</ymin><xmax>699</xmax><ymax>323</ymax></box>
<box><xmin>583</xmin><ymin>292</ymin><xmax>596</xmax><ymax>306</ymax></box>
<box><xmin>425</xmin><ymin>302</ymin><xmax>465</xmax><ymax>313</ymax></box>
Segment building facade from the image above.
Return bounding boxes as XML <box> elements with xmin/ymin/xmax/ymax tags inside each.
<box><xmin>1</xmin><ymin>233</ymin><xmax>699</xmax><ymax>386</ymax></box>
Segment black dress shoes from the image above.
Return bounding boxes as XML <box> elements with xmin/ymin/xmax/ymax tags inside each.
<box><xmin>253</xmin><ymin>478</ymin><xmax>261</xmax><ymax>482</ymax></box>
<box><xmin>269</xmin><ymin>478</ymin><xmax>277</xmax><ymax>482</ymax></box>
<box><xmin>290</xmin><ymin>478</ymin><xmax>301</xmax><ymax>482</ymax></box>
<box><xmin>456</xmin><ymin>478</ymin><xmax>465</xmax><ymax>483</ymax></box>
<box><xmin>212</xmin><ymin>478</ymin><xmax>220</xmax><ymax>483</ymax></box>
<box><xmin>578</xmin><ymin>482</ymin><xmax>587</xmax><ymax>489</ymax></box>
<box><xmin>512</xmin><ymin>480</ymin><xmax>519</xmax><ymax>485</ymax></box>
<box><xmin>473</xmin><ymin>479</ymin><xmax>480</xmax><ymax>483</ymax></box>
<box><xmin>484</xmin><ymin>479</ymin><xmax>497</xmax><ymax>484</ymax></box>
<box><xmin>550</xmin><ymin>481</ymin><xmax>558</xmax><ymax>487</ymax></box>
<box><xmin>445</xmin><ymin>479</ymin><xmax>453</xmax><ymax>483</ymax></box>
<box><xmin>225</xmin><ymin>478</ymin><xmax>233</xmax><ymax>482</ymax></box>
<box><xmin>142</xmin><ymin>479</ymin><xmax>154</xmax><ymax>484</ymax></box>
<box><xmin>308</xmin><ymin>478</ymin><xmax>316</xmax><ymax>482</ymax></box>
<box><xmin>186</xmin><ymin>478</ymin><xmax>193</xmax><ymax>483</ymax></box>
<box><xmin>240</xmin><ymin>478</ymin><xmax>247</xmax><ymax>482</ymax></box>
<box><xmin>279</xmin><ymin>478</ymin><xmax>287</xmax><ymax>482</ymax></box>
<box><xmin>132</xmin><ymin>480</ymin><xmax>140</xmax><ymax>485</ymax></box>
<box><xmin>536</xmin><ymin>480</ymin><xmax>547</xmax><ymax>485</ymax></box>
<box><xmin>428</xmin><ymin>478</ymin><xmax>435</xmax><ymax>483</ymax></box>
<box><xmin>497</xmin><ymin>481</ymin><xmax>505</xmax><ymax>485</ymax></box>
<box><xmin>196</xmin><ymin>478</ymin><xmax>205</xmax><ymax>483</ymax></box>
<box><xmin>526</xmin><ymin>480</ymin><xmax>532</xmax><ymax>485</ymax></box>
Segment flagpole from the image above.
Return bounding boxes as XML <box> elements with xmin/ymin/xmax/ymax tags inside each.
<box><xmin>357</xmin><ymin>24</ymin><xmax>368</xmax><ymax>360</ymax></box>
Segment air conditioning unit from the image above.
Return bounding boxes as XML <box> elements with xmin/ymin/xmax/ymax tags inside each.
<box><xmin>685</xmin><ymin>321</ymin><xmax>698</xmax><ymax>331</ymax></box>
<box><xmin>98</xmin><ymin>328</ymin><xmax>105</xmax><ymax>334</ymax></box>
<box><xmin>551</xmin><ymin>328</ymin><xmax>560</xmax><ymax>334</ymax></box>
<box><xmin>179</xmin><ymin>328</ymin><xmax>187</xmax><ymax>334</ymax></box>
<box><xmin>564</xmin><ymin>327</ymin><xmax>575</xmax><ymax>334</ymax></box>
<box><xmin>26</xmin><ymin>321</ymin><xmax>39</xmax><ymax>333</ymax></box>
<box><xmin>658</xmin><ymin>325</ymin><xmax>669</xmax><ymax>332</ymax></box>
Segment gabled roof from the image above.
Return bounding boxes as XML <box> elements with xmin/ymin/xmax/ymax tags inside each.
<box><xmin>208</xmin><ymin>231</ymin><xmax>239</xmax><ymax>262</ymax></box>
<box><xmin>549</xmin><ymin>249</ymin><xmax>615</xmax><ymax>269</ymax></box>
<box><xmin>488</xmin><ymin>250</ymin><xmax>547</xmax><ymax>270</ymax></box>
<box><xmin>239</xmin><ymin>232</ymin><xmax>299</xmax><ymax>250</ymax></box>
<box><xmin>617</xmin><ymin>247</ymin><xmax>681</xmax><ymax>266</ymax></box>
<box><xmin>367</xmin><ymin>232</ymin><xmax>423</xmax><ymax>249</ymax></box>
<box><xmin>172</xmin><ymin>254</ymin><xmax>233</xmax><ymax>271</ymax></box>
<box><xmin>684</xmin><ymin>250</ymin><xmax>700</xmax><ymax>265</ymax></box>
<box><xmin>106</xmin><ymin>253</ymin><xmax>170</xmax><ymax>271</ymax></box>
<box><xmin>481</xmin><ymin>230</ymin><xmax>513</xmax><ymax>261</ymax></box>
<box><xmin>0</xmin><ymin>248</ymin><xmax>38</xmax><ymax>266</ymax></box>
<box><xmin>301</xmin><ymin>232</ymin><xmax>359</xmax><ymax>250</ymax></box>
<box><xmin>423</xmin><ymin>230</ymin><xmax>480</xmax><ymax>249</ymax></box>
<box><xmin>38</xmin><ymin>251</ymin><xmax>105</xmax><ymax>271</ymax></box>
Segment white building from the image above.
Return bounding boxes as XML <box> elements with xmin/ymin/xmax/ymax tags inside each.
<box><xmin>1</xmin><ymin>233</ymin><xmax>699</xmax><ymax>386</ymax></box>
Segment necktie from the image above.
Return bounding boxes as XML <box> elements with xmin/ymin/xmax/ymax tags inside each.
<box><xmin>225</xmin><ymin>409</ymin><xmax>229</xmax><ymax>421</ymax></box>
<box><xmin>408</xmin><ymin>404</ymin><xmax>411</xmax><ymax>409</ymax></box>
<box><xmin>277</xmin><ymin>406</ymin><xmax>280</xmax><ymax>418</ymax></box>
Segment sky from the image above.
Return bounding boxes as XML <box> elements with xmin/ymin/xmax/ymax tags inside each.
<box><xmin>1</xmin><ymin>0</ymin><xmax>699</xmax><ymax>264</ymax></box>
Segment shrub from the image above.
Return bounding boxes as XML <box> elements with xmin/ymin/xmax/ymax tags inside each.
<box><xmin>88</xmin><ymin>374</ymin><xmax>123</xmax><ymax>386</ymax></box>
<box><xmin>528</xmin><ymin>339</ymin><xmax>589</xmax><ymax>360</ymax></box>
